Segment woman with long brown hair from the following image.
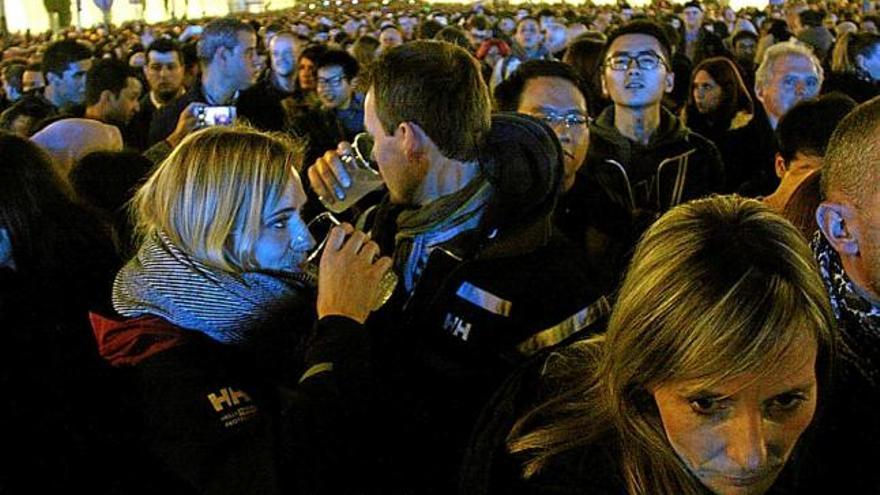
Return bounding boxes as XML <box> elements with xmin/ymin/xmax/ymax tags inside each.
<box><xmin>682</xmin><ymin>56</ymin><xmax>754</xmax><ymax>146</ymax></box>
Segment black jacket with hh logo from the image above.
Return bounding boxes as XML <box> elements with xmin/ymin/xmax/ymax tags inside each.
<box><xmin>361</xmin><ymin>114</ymin><xmax>608</xmax><ymax>494</ymax></box>
<box><xmin>90</xmin><ymin>313</ymin><xmax>372</xmax><ymax>495</ymax></box>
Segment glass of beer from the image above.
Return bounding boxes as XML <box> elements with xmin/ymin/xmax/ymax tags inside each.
<box><xmin>301</xmin><ymin>211</ymin><xmax>397</xmax><ymax>310</ymax></box>
<box><xmin>320</xmin><ymin>133</ymin><xmax>385</xmax><ymax>214</ymax></box>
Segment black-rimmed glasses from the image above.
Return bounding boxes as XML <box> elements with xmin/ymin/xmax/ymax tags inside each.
<box><xmin>605</xmin><ymin>51</ymin><xmax>668</xmax><ymax>71</ymax></box>
<box><xmin>537</xmin><ymin>112</ymin><xmax>592</xmax><ymax>129</ymax></box>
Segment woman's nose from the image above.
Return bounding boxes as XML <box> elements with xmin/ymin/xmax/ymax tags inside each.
<box><xmin>726</xmin><ymin>410</ymin><xmax>769</xmax><ymax>472</ymax></box>
<box><xmin>292</xmin><ymin>222</ymin><xmax>317</xmax><ymax>252</ymax></box>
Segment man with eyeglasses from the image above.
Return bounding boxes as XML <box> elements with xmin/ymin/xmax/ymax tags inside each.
<box><xmin>494</xmin><ymin>60</ymin><xmax>590</xmax><ymax>194</ymax></box>
<box><xmin>573</xmin><ymin>20</ymin><xmax>725</xmax><ymax>291</ymax></box>
<box><xmin>149</xmin><ymin>18</ymin><xmax>284</xmax><ymax>147</ymax></box>
<box><xmin>290</xmin><ymin>49</ymin><xmax>365</xmax><ymax>169</ymax></box>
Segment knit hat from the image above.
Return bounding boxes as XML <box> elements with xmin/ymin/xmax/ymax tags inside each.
<box><xmin>684</xmin><ymin>1</ymin><xmax>703</xmax><ymax>11</ymax></box>
<box><xmin>479</xmin><ymin>112</ymin><xmax>563</xmax><ymax>228</ymax></box>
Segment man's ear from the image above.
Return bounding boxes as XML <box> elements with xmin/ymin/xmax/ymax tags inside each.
<box><xmin>100</xmin><ymin>89</ymin><xmax>115</xmax><ymax>105</ymax></box>
<box><xmin>754</xmin><ymin>82</ymin><xmax>765</xmax><ymax>106</ymax></box>
<box><xmin>45</xmin><ymin>71</ymin><xmax>61</xmax><ymax>87</ymax></box>
<box><xmin>600</xmin><ymin>74</ymin><xmax>609</xmax><ymax>97</ymax></box>
<box><xmin>665</xmin><ymin>71</ymin><xmax>674</xmax><ymax>94</ymax></box>
<box><xmin>855</xmin><ymin>54</ymin><xmax>867</xmax><ymax>72</ymax></box>
<box><xmin>398</xmin><ymin>121</ymin><xmax>428</xmax><ymax>163</ymax></box>
<box><xmin>817</xmin><ymin>201</ymin><xmax>860</xmax><ymax>257</ymax></box>
<box><xmin>214</xmin><ymin>46</ymin><xmax>228</xmax><ymax>66</ymax></box>
<box><xmin>774</xmin><ymin>153</ymin><xmax>787</xmax><ymax>179</ymax></box>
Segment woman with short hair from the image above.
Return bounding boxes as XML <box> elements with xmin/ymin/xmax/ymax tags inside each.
<box><xmin>91</xmin><ymin>125</ymin><xmax>392</xmax><ymax>494</ymax></box>
<box><xmin>463</xmin><ymin>195</ymin><xmax>836</xmax><ymax>494</ymax></box>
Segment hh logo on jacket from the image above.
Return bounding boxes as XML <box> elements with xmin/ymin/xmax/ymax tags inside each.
<box><xmin>207</xmin><ymin>386</ymin><xmax>258</xmax><ymax>428</ymax></box>
<box><xmin>444</xmin><ymin>313</ymin><xmax>473</xmax><ymax>341</ymax></box>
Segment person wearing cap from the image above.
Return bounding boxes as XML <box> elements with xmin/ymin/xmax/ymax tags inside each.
<box><xmin>679</xmin><ymin>0</ymin><xmax>728</xmax><ymax>64</ymax></box>
<box><xmin>797</xmin><ymin>9</ymin><xmax>834</xmax><ymax>61</ymax></box>
<box><xmin>682</xmin><ymin>0</ymin><xmax>705</xmax><ymax>61</ymax></box>
<box><xmin>307</xmin><ymin>40</ymin><xmax>606</xmax><ymax>494</ymax></box>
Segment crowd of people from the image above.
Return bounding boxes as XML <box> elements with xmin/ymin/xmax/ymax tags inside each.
<box><xmin>2</xmin><ymin>0</ymin><xmax>880</xmax><ymax>493</ymax></box>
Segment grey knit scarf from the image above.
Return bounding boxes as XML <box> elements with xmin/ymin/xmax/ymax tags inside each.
<box><xmin>113</xmin><ymin>232</ymin><xmax>303</xmax><ymax>344</ymax></box>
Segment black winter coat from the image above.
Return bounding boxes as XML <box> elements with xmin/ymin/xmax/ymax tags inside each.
<box><xmin>90</xmin><ymin>313</ymin><xmax>374</xmax><ymax>495</ymax></box>
<box><xmin>361</xmin><ymin>114</ymin><xmax>609</xmax><ymax>494</ymax></box>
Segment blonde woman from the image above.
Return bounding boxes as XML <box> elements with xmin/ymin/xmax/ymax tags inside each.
<box><xmin>463</xmin><ymin>195</ymin><xmax>835</xmax><ymax>494</ymax></box>
<box><xmin>823</xmin><ymin>31</ymin><xmax>880</xmax><ymax>102</ymax></box>
<box><xmin>90</xmin><ymin>125</ymin><xmax>391</xmax><ymax>494</ymax></box>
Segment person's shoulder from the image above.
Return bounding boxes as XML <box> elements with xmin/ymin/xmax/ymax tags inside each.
<box><xmin>240</xmin><ymin>80</ymin><xmax>279</xmax><ymax>103</ymax></box>
<box><xmin>729</xmin><ymin>110</ymin><xmax>753</xmax><ymax>130</ymax></box>
<box><xmin>682</xmin><ymin>126</ymin><xmax>720</xmax><ymax>152</ymax></box>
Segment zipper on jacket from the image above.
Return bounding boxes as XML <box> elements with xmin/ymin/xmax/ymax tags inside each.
<box><xmin>655</xmin><ymin>149</ymin><xmax>696</xmax><ymax>209</ymax></box>
<box><xmin>605</xmin><ymin>159</ymin><xmax>636</xmax><ymax>212</ymax></box>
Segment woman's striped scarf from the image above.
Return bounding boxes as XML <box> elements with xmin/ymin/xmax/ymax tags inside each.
<box><xmin>112</xmin><ymin>232</ymin><xmax>302</xmax><ymax>344</ymax></box>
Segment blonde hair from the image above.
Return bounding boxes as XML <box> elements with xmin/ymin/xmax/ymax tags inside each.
<box><xmin>831</xmin><ymin>32</ymin><xmax>858</xmax><ymax>74</ymax></box>
<box><xmin>830</xmin><ymin>31</ymin><xmax>880</xmax><ymax>75</ymax></box>
<box><xmin>508</xmin><ymin>195</ymin><xmax>835</xmax><ymax>493</ymax></box>
<box><xmin>132</xmin><ymin>125</ymin><xmax>302</xmax><ymax>273</ymax></box>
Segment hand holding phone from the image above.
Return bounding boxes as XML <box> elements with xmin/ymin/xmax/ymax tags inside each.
<box><xmin>197</xmin><ymin>106</ymin><xmax>237</xmax><ymax>127</ymax></box>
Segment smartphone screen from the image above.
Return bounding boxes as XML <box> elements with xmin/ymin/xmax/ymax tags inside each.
<box><xmin>199</xmin><ymin>106</ymin><xmax>237</xmax><ymax>126</ymax></box>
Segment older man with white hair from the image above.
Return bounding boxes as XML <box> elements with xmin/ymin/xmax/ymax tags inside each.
<box><xmin>725</xmin><ymin>40</ymin><xmax>823</xmax><ymax>195</ymax></box>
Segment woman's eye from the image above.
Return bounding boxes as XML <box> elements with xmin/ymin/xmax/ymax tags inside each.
<box><xmin>689</xmin><ymin>397</ymin><xmax>724</xmax><ymax>415</ymax></box>
<box><xmin>270</xmin><ymin>218</ymin><xmax>288</xmax><ymax>230</ymax></box>
<box><xmin>769</xmin><ymin>393</ymin><xmax>806</xmax><ymax>411</ymax></box>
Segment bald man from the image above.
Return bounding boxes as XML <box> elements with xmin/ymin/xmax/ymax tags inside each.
<box><xmin>812</xmin><ymin>95</ymin><xmax>880</xmax><ymax>493</ymax></box>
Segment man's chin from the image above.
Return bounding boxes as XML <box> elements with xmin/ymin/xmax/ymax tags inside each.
<box><xmin>157</xmin><ymin>89</ymin><xmax>181</xmax><ymax>100</ymax></box>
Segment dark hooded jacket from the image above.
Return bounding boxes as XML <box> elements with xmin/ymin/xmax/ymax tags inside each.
<box><xmin>558</xmin><ymin>106</ymin><xmax>725</xmax><ymax>292</ymax></box>
<box><xmin>363</xmin><ymin>113</ymin><xmax>609</xmax><ymax>494</ymax></box>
